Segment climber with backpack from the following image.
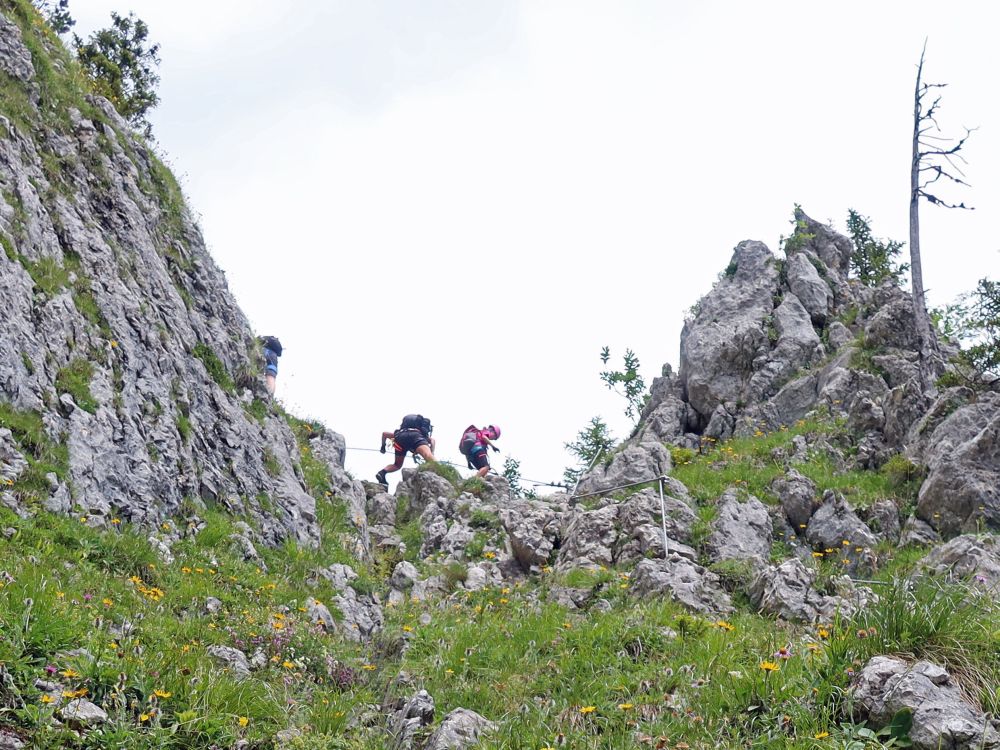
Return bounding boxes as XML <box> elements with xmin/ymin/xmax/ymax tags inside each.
<box><xmin>259</xmin><ymin>335</ymin><xmax>282</xmax><ymax>396</ymax></box>
<box><xmin>458</xmin><ymin>424</ymin><xmax>501</xmax><ymax>478</ymax></box>
<box><xmin>376</xmin><ymin>414</ymin><xmax>436</xmax><ymax>486</ymax></box>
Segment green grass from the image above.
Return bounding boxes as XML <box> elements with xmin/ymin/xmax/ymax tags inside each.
<box><xmin>417</xmin><ymin>460</ymin><xmax>461</xmax><ymax>485</ymax></box>
<box><xmin>282</xmin><ymin>411</ymin><xmax>335</xmax><ymax>499</ymax></box>
<box><xmin>0</xmin><ymin>504</ymin><xmax>379</xmax><ymax>749</ymax></box>
<box><xmin>670</xmin><ymin>417</ymin><xmax>917</xmax><ymax>510</ymax></box>
<box><xmin>192</xmin><ymin>343</ymin><xmax>234</xmax><ymax>394</ymax></box>
<box><xmin>833</xmin><ymin>577</ymin><xmax>1000</xmax><ymax>713</ymax></box>
<box><xmin>244</xmin><ymin>398</ymin><xmax>268</xmax><ymax>424</ymax></box>
<box><xmin>175</xmin><ymin>413</ymin><xmax>192</xmax><ymax>443</ymax></box>
<box><xmin>0</xmin><ymin>438</ymin><xmax>995</xmax><ymax>750</ymax></box>
<box><xmin>1</xmin><ymin>230</ymin><xmax>16</xmax><ymax>261</ymax></box>
<box><xmin>55</xmin><ymin>357</ymin><xmax>99</xmax><ymax>413</ymax></box>
<box><xmin>0</xmin><ymin>402</ymin><xmax>69</xmax><ymax>505</ymax></box>
<box><xmin>19</xmin><ymin>254</ymin><xmax>71</xmax><ymax>296</ymax></box>
<box><xmin>262</xmin><ymin>449</ymin><xmax>281</xmax><ymax>477</ymax></box>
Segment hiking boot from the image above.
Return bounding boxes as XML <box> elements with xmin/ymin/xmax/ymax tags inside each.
<box><xmin>375</xmin><ymin>469</ymin><xmax>388</xmax><ymax>486</ymax></box>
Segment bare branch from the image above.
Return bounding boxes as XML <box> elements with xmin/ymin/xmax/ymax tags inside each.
<box><xmin>919</xmin><ymin>191</ymin><xmax>974</xmax><ymax>210</ymax></box>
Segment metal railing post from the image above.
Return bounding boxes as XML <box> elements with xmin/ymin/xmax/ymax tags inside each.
<box><xmin>658</xmin><ymin>476</ymin><xmax>668</xmax><ymax>560</ymax></box>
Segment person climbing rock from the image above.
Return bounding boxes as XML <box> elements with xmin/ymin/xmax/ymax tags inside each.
<box><xmin>259</xmin><ymin>336</ymin><xmax>282</xmax><ymax>396</ymax></box>
<box><xmin>376</xmin><ymin>414</ymin><xmax>436</xmax><ymax>486</ymax></box>
<box><xmin>458</xmin><ymin>424</ymin><xmax>500</xmax><ymax>478</ymax></box>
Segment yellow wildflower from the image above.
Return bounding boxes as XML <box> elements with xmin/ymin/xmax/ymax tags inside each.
<box><xmin>760</xmin><ymin>661</ymin><xmax>780</xmax><ymax>672</ymax></box>
<box><xmin>238</xmin><ymin>716</ymin><xmax>249</xmax><ymax>727</ymax></box>
<box><xmin>579</xmin><ymin>705</ymin><xmax>597</xmax><ymax>714</ymax></box>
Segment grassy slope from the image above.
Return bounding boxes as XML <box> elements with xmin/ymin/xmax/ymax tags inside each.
<box><xmin>2</xmin><ymin>416</ymin><xmax>997</xmax><ymax>749</ymax></box>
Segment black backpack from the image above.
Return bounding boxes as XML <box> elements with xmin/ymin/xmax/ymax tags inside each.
<box><xmin>400</xmin><ymin>414</ymin><xmax>432</xmax><ymax>436</ymax></box>
<box><xmin>259</xmin><ymin>336</ymin><xmax>283</xmax><ymax>356</ymax></box>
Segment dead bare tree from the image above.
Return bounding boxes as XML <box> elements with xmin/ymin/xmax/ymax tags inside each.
<box><xmin>910</xmin><ymin>40</ymin><xmax>974</xmax><ymax>390</ymax></box>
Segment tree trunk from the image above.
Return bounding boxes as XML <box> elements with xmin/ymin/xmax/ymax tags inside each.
<box><xmin>910</xmin><ymin>47</ymin><xmax>937</xmax><ymax>392</ymax></box>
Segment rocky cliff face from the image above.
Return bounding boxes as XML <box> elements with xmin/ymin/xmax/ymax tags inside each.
<box><xmin>0</xmin><ymin>4</ymin><xmax>366</xmax><ymax>552</ymax></box>
<box><xmin>636</xmin><ymin>209</ymin><xmax>998</xmax><ymax>538</ymax></box>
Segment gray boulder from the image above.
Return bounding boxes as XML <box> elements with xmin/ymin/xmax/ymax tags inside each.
<box><xmin>864</xmin><ymin>296</ymin><xmax>920</xmax><ymax>351</ymax></box>
<box><xmin>792</xmin><ymin>208</ymin><xmax>853</xmax><ymax>281</ymax></box>
<box><xmin>499</xmin><ymin>499</ymin><xmax>560</xmax><ymax>572</ymax></box>
<box><xmin>396</xmin><ymin>469</ymin><xmax>456</xmax><ymax>519</ymax></box>
<box><xmin>424</xmin><ymin>708</ymin><xmax>495</xmax><ymax>750</ymax></box>
<box><xmin>556</xmin><ymin>480</ymin><xmax>695</xmax><ymax>571</ymax></box>
<box><xmin>463</xmin><ymin>562</ymin><xmax>503</xmax><ymax>592</ymax></box>
<box><xmin>0</xmin><ymin>728</ymin><xmax>24</xmax><ymax>750</ymax></box>
<box><xmin>368</xmin><ymin>491</ymin><xmax>397</xmax><ymax>526</ymax></box>
<box><xmin>770</xmin><ymin>469</ymin><xmax>819</xmax><ymax>531</ymax></box>
<box><xmin>786</xmin><ymin>252</ymin><xmax>832</xmax><ymax>324</ymax></box>
<box><xmin>864</xmin><ymin>500</ymin><xmax>901</xmax><ymax>543</ymax></box>
<box><xmin>635</xmin><ymin>384</ymin><xmax>690</xmax><ymax>444</ymax></box>
<box><xmin>631</xmin><ymin>556</ymin><xmax>733</xmax><ymax>614</ymax></box>
<box><xmin>206</xmin><ymin>645</ymin><xmax>251</xmax><ymax>681</ymax></box>
<box><xmin>704</xmin><ymin>490</ymin><xmax>772</xmax><ymax>571</ymax></box>
<box><xmin>306</xmin><ymin>598</ymin><xmax>336</xmax><ymax>629</ymax></box>
<box><xmin>806</xmin><ymin>492</ymin><xmax>878</xmax><ymax>572</ymax></box>
<box><xmin>389</xmin><ymin>561</ymin><xmax>420</xmax><ymax>592</ymax></box>
<box><xmin>556</xmin><ymin>504</ymin><xmax>618</xmax><ymax>570</ymax></box>
<box><xmin>315</xmin><ymin>562</ymin><xmax>359</xmax><ymax>591</ymax></box>
<box><xmin>387</xmin><ymin>690</ymin><xmax>435</xmax><ymax>750</ymax></box>
<box><xmin>616</xmin><ymin>484</ymin><xmax>697</xmax><ymax>562</ymax></box>
<box><xmin>310</xmin><ymin>430</ymin><xmax>370</xmax><ymax>561</ymax></box>
<box><xmin>750</xmin><ymin>558</ymin><xmax>872</xmax><ymax>622</ymax></box>
<box><xmin>826</xmin><ymin>321</ymin><xmax>854</xmax><ymax>350</ymax></box>
<box><xmin>882</xmin><ymin>379</ymin><xmax>931</xmax><ymax>447</ymax></box>
<box><xmin>852</xmin><ymin>657</ymin><xmax>1000</xmax><ymax>750</ymax></box>
<box><xmin>916</xmin><ymin>393</ymin><xmax>1000</xmax><ymax>536</ymax></box>
<box><xmin>59</xmin><ymin>699</ymin><xmax>108</xmax><ymax>727</ymax></box>
<box><xmin>899</xmin><ymin>516</ymin><xmax>941</xmax><ymax>548</ymax></box>
<box><xmin>331</xmin><ymin>585</ymin><xmax>383</xmax><ymax>642</ymax></box>
<box><xmin>574</xmin><ymin>441</ymin><xmax>671</xmax><ymax>498</ymax></box>
<box><xmin>915</xmin><ymin>534</ymin><xmax>1000</xmax><ymax>595</ymax></box>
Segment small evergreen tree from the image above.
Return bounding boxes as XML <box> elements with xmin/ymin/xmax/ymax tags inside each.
<box><xmin>32</xmin><ymin>0</ymin><xmax>74</xmax><ymax>34</ymax></box>
<box><xmin>502</xmin><ymin>456</ymin><xmax>522</xmax><ymax>496</ymax></box>
<box><xmin>599</xmin><ymin>346</ymin><xmax>647</xmax><ymax>424</ymax></box>
<box><xmin>938</xmin><ymin>278</ymin><xmax>1000</xmax><ymax>380</ymax></box>
<box><xmin>965</xmin><ymin>278</ymin><xmax>1000</xmax><ymax>376</ymax></box>
<box><xmin>563</xmin><ymin>416</ymin><xmax>616</xmax><ymax>489</ymax></box>
<box><xmin>502</xmin><ymin>456</ymin><xmax>536</xmax><ymax>499</ymax></box>
<box><xmin>846</xmin><ymin>209</ymin><xmax>908</xmax><ymax>286</ymax></box>
<box><xmin>74</xmin><ymin>12</ymin><xmax>161</xmax><ymax>137</ymax></box>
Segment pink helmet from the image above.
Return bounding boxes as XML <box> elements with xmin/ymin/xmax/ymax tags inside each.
<box><xmin>487</xmin><ymin>425</ymin><xmax>501</xmax><ymax>439</ymax></box>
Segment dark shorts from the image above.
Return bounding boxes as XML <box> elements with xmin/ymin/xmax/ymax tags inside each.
<box><xmin>264</xmin><ymin>348</ymin><xmax>279</xmax><ymax>377</ymax></box>
<box><xmin>469</xmin><ymin>446</ymin><xmax>489</xmax><ymax>470</ymax></box>
<box><xmin>394</xmin><ymin>429</ymin><xmax>430</xmax><ymax>456</ymax></box>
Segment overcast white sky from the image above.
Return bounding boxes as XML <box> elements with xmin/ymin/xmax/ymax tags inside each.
<box><xmin>69</xmin><ymin>1</ymin><xmax>1000</xmax><ymax>489</ymax></box>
